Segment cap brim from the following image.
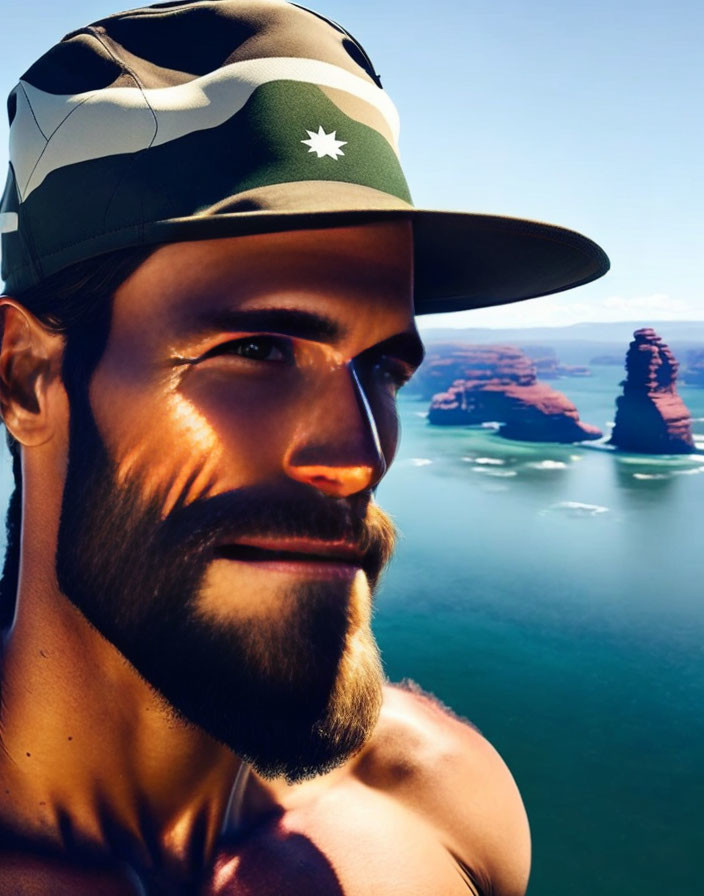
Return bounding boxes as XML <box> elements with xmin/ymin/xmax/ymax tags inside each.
<box><xmin>142</xmin><ymin>197</ymin><xmax>609</xmax><ymax>316</ymax></box>
<box><xmin>411</xmin><ymin>209</ymin><xmax>610</xmax><ymax>315</ymax></box>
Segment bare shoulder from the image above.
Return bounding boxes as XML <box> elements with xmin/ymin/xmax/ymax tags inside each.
<box><xmin>353</xmin><ymin>680</ymin><xmax>531</xmax><ymax>896</ymax></box>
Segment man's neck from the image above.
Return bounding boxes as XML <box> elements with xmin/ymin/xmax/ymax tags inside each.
<box><xmin>0</xmin><ymin>578</ymin><xmax>256</xmax><ymax>877</ymax></box>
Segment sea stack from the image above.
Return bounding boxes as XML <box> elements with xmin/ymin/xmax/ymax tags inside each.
<box><xmin>608</xmin><ymin>328</ymin><xmax>694</xmax><ymax>453</ymax></box>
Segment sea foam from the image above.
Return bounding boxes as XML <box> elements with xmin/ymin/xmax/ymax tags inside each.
<box><xmin>543</xmin><ymin>501</ymin><xmax>609</xmax><ymax>517</ymax></box>
<box><xmin>471</xmin><ymin>467</ymin><xmax>517</xmax><ymax>477</ymax></box>
<box><xmin>633</xmin><ymin>472</ymin><xmax>670</xmax><ymax>480</ymax></box>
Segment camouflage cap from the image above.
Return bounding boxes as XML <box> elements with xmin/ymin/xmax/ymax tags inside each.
<box><xmin>0</xmin><ymin>0</ymin><xmax>609</xmax><ymax>311</ymax></box>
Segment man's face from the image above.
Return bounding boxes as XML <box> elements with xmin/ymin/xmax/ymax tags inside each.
<box><xmin>55</xmin><ymin>221</ymin><xmax>423</xmax><ymax>783</ymax></box>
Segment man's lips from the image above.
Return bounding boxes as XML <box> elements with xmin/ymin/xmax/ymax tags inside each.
<box><xmin>213</xmin><ymin>537</ymin><xmax>365</xmax><ymax>566</ymax></box>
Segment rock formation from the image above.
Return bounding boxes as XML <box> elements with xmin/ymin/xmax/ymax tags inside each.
<box><xmin>424</xmin><ymin>344</ymin><xmax>602</xmax><ymax>443</ymax></box>
<box><xmin>608</xmin><ymin>328</ymin><xmax>694</xmax><ymax>453</ymax></box>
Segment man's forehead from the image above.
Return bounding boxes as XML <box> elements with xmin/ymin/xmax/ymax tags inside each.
<box><xmin>116</xmin><ymin>224</ymin><xmax>414</xmax><ymax>315</ymax></box>
<box><xmin>110</xmin><ymin>223</ymin><xmax>421</xmax><ymax>353</ymax></box>
<box><xmin>140</xmin><ymin>221</ymin><xmax>410</xmax><ymax>279</ymax></box>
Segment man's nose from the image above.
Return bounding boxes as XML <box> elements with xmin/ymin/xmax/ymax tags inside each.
<box><xmin>282</xmin><ymin>360</ymin><xmax>389</xmax><ymax>498</ymax></box>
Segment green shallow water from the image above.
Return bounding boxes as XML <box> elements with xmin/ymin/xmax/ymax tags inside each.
<box><xmin>374</xmin><ymin>369</ymin><xmax>703</xmax><ymax>896</ymax></box>
<box><xmin>0</xmin><ymin>367</ymin><xmax>700</xmax><ymax>895</ymax></box>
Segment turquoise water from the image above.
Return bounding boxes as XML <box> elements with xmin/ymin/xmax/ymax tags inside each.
<box><xmin>0</xmin><ymin>366</ymin><xmax>700</xmax><ymax>894</ymax></box>
<box><xmin>374</xmin><ymin>368</ymin><xmax>703</xmax><ymax>896</ymax></box>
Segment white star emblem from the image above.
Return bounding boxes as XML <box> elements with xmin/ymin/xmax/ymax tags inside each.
<box><xmin>301</xmin><ymin>126</ymin><xmax>347</xmax><ymax>160</ymax></box>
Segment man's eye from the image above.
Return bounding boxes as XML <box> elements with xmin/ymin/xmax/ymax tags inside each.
<box><xmin>199</xmin><ymin>336</ymin><xmax>295</xmax><ymax>364</ymax></box>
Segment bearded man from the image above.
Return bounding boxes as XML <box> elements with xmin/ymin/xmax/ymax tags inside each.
<box><xmin>0</xmin><ymin>2</ymin><xmax>609</xmax><ymax>893</ymax></box>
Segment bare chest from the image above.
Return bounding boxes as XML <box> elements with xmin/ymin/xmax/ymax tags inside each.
<box><xmin>202</xmin><ymin>784</ymin><xmax>476</xmax><ymax>896</ymax></box>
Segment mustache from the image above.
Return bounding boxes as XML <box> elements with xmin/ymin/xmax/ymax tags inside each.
<box><xmin>157</xmin><ymin>483</ymin><xmax>398</xmax><ymax>587</ymax></box>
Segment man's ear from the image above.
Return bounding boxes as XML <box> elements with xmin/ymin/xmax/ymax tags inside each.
<box><xmin>0</xmin><ymin>297</ymin><xmax>65</xmax><ymax>447</ymax></box>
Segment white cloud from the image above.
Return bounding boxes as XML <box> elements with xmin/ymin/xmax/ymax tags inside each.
<box><xmin>419</xmin><ymin>293</ymin><xmax>700</xmax><ymax>330</ymax></box>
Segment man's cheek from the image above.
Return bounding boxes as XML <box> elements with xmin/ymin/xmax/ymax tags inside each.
<box><xmin>113</xmin><ymin>392</ymin><xmax>224</xmax><ymax>518</ymax></box>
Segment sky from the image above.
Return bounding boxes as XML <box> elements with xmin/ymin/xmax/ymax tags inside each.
<box><xmin>1</xmin><ymin>0</ymin><xmax>702</xmax><ymax>330</ymax></box>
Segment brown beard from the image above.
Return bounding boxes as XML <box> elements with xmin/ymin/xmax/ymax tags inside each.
<box><xmin>56</xmin><ymin>387</ymin><xmax>397</xmax><ymax>783</ymax></box>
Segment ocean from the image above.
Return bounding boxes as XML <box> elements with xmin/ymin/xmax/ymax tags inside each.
<box><xmin>0</xmin><ymin>365</ymin><xmax>700</xmax><ymax>894</ymax></box>
<box><xmin>374</xmin><ymin>367</ymin><xmax>703</xmax><ymax>896</ymax></box>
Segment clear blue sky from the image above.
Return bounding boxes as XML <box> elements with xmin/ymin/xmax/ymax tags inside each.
<box><xmin>2</xmin><ymin>0</ymin><xmax>702</xmax><ymax>329</ymax></box>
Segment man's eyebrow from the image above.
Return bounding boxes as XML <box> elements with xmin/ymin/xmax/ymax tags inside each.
<box><xmin>186</xmin><ymin>308</ymin><xmax>343</xmax><ymax>342</ymax></box>
<box><xmin>183</xmin><ymin>307</ymin><xmax>426</xmax><ymax>369</ymax></box>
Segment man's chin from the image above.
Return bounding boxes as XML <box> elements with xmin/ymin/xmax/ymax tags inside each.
<box><xmin>160</xmin><ymin>568</ymin><xmax>383</xmax><ymax>782</ymax></box>
<box><xmin>190</xmin><ymin>626</ymin><xmax>385</xmax><ymax>785</ymax></box>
